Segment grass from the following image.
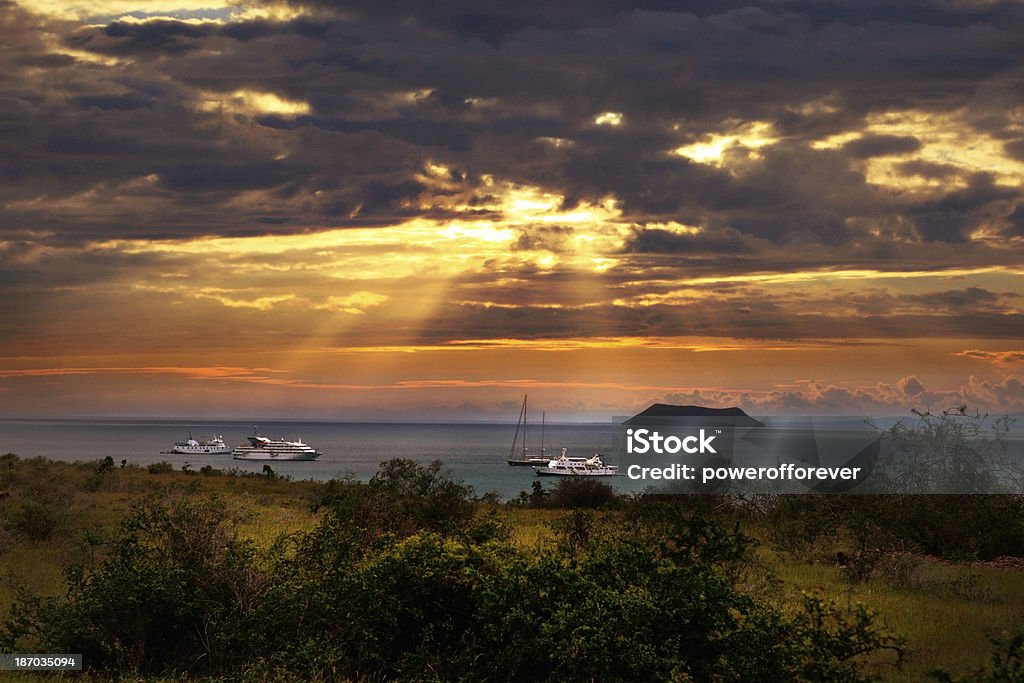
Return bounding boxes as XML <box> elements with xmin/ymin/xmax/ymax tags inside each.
<box><xmin>1</xmin><ymin>456</ymin><xmax>1023</xmax><ymax>681</ymax></box>
<box><xmin>738</xmin><ymin>532</ymin><xmax>1024</xmax><ymax>681</ymax></box>
<box><xmin>0</xmin><ymin>457</ymin><xmax>321</xmax><ymax>618</ymax></box>
<box><xmin>502</xmin><ymin>505</ymin><xmax>557</xmax><ymax>549</ymax></box>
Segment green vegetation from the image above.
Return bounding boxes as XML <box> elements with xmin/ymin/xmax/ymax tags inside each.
<box><xmin>0</xmin><ymin>412</ymin><xmax>1022</xmax><ymax>681</ymax></box>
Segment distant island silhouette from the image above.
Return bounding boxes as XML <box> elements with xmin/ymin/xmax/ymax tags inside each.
<box><xmin>624</xmin><ymin>404</ymin><xmax>766</xmax><ymax>428</ymax></box>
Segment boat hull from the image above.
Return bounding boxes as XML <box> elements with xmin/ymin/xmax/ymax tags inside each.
<box><xmin>171</xmin><ymin>448</ymin><xmax>232</xmax><ymax>455</ymax></box>
<box><xmin>534</xmin><ymin>467</ymin><xmax>619</xmax><ymax>477</ymax></box>
<box><xmin>232</xmin><ymin>449</ymin><xmax>320</xmax><ymax>461</ymax></box>
<box><xmin>507</xmin><ymin>458</ymin><xmax>550</xmax><ymax>466</ymax></box>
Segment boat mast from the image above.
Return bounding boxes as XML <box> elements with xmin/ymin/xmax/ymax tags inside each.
<box><xmin>522</xmin><ymin>395</ymin><xmax>528</xmax><ymax>457</ymax></box>
<box><xmin>509</xmin><ymin>395</ymin><xmax>527</xmax><ymax>460</ymax></box>
<box><xmin>541</xmin><ymin>411</ymin><xmax>546</xmax><ymax>456</ymax></box>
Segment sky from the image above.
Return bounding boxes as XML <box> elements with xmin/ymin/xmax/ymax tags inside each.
<box><xmin>2</xmin><ymin>0</ymin><xmax>1024</xmax><ymax>420</ymax></box>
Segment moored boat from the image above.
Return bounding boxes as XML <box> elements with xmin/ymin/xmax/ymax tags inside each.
<box><xmin>232</xmin><ymin>428</ymin><xmax>321</xmax><ymax>461</ymax></box>
<box><xmin>170</xmin><ymin>433</ymin><xmax>231</xmax><ymax>455</ymax></box>
<box><xmin>507</xmin><ymin>395</ymin><xmax>552</xmax><ymax>466</ymax></box>
<box><xmin>534</xmin><ymin>449</ymin><xmax>619</xmax><ymax>476</ymax></box>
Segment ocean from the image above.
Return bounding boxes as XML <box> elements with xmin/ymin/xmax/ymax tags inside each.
<box><xmin>0</xmin><ymin>418</ymin><xmax>635</xmax><ymax>500</ymax></box>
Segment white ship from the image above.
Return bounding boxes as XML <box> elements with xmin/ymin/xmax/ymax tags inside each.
<box><xmin>170</xmin><ymin>433</ymin><xmax>231</xmax><ymax>455</ymax></box>
<box><xmin>534</xmin><ymin>449</ymin><xmax>619</xmax><ymax>476</ymax></box>
<box><xmin>232</xmin><ymin>429</ymin><xmax>321</xmax><ymax>461</ymax></box>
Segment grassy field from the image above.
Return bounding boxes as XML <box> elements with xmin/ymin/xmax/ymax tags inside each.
<box><xmin>759</xmin><ymin>549</ymin><xmax>1024</xmax><ymax>679</ymax></box>
<box><xmin>1</xmin><ymin>456</ymin><xmax>1022</xmax><ymax>680</ymax></box>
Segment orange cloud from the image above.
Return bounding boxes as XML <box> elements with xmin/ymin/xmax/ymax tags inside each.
<box><xmin>955</xmin><ymin>350</ymin><xmax>1024</xmax><ymax>365</ymax></box>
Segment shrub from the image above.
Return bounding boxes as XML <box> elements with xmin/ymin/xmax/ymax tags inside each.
<box><xmin>931</xmin><ymin>622</ymin><xmax>1024</xmax><ymax>682</ymax></box>
<box><xmin>2</xmin><ymin>496</ymin><xmax>64</xmax><ymax>541</ymax></box>
<box><xmin>768</xmin><ymin>495</ymin><xmax>839</xmax><ymax>559</ymax></box>
<box><xmin>547</xmin><ymin>477</ymin><xmax>619</xmax><ymax>508</ymax></box>
<box><xmin>3</xmin><ymin>463</ymin><xmax>904</xmax><ymax>682</ymax></box>
<box><xmin>147</xmin><ymin>461</ymin><xmax>174</xmax><ymax>474</ymax></box>
<box><xmin>876</xmin><ymin>408</ymin><xmax>1018</xmax><ymax>494</ymax></box>
<box><xmin>3</xmin><ymin>494</ymin><xmax>260</xmax><ymax>675</ymax></box>
<box><xmin>551</xmin><ymin>508</ymin><xmax>597</xmax><ymax>557</ymax></box>
<box><xmin>0</xmin><ymin>453</ymin><xmax>19</xmax><ymax>489</ymax></box>
<box><xmin>885</xmin><ymin>495</ymin><xmax>1024</xmax><ymax>560</ymax></box>
<box><xmin>313</xmin><ymin>459</ymin><xmax>476</xmax><ymax>539</ymax></box>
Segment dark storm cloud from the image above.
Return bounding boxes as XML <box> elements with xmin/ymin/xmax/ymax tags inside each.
<box><xmin>286</xmin><ymin>0</ymin><xmax>1024</xmax><ymax>38</ymax></box>
<box><xmin>893</xmin><ymin>159</ymin><xmax>961</xmax><ymax>179</ymax></box>
<box><xmin>408</xmin><ymin>299</ymin><xmax>1024</xmax><ymax>345</ymax></box>
<box><xmin>907</xmin><ymin>173</ymin><xmax>1019</xmax><ymax>241</ymax></box>
<box><xmin>905</xmin><ymin>286</ymin><xmax>1008</xmax><ymax>311</ymax></box>
<box><xmin>1006</xmin><ymin>203</ymin><xmax>1024</xmax><ymax>237</ymax></box>
<box><xmin>98</xmin><ymin>19</ymin><xmax>210</xmax><ymax>52</ymax></box>
<box><xmin>3</xmin><ymin>0</ymin><xmax>1024</xmax><ymax>256</ymax></box>
<box><xmin>624</xmin><ymin>227</ymin><xmax>755</xmax><ymax>254</ymax></box>
<box><xmin>73</xmin><ymin>93</ymin><xmax>155</xmax><ymax>110</ymax></box>
<box><xmin>841</xmin><ymin>134</ymin><xmax>921</xmax><ymax>159</ymax></box>
<box><xmin>1005</xmin><ymin>139</ymin><xmax>1024</xmax><ymax>162</ymax></box>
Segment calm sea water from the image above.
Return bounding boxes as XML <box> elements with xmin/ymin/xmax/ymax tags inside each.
<box><xmin>0</xmin><ymin>419</ymin><xmax>637</xmax><ymax>500</ymax></box>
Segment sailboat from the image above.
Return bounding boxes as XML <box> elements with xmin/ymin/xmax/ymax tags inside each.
<box><xmin>506</xmin><ymin>395</ymin><xmax>552</xmax><ymax>466</ymax></box>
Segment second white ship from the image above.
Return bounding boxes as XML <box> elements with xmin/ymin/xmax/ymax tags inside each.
<box><xmin>232</xmin><ymin>429</ymin><xmax>321</xmax><ymax>461</ymax></box>
<box><xmin>171</xmin><ymin>433</ymin><xmax>231</xmax><ymax>455</ymax></box>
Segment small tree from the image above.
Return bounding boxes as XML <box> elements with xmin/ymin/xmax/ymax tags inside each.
<box><xmin>875</xmin><ymin>407</ymin><xmax>1019</xmax><ymax>494</ymax></box>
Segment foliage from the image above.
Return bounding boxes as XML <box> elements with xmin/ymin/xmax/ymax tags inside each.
<box><xmin>785</xmin><ymin>594</ymin><xmax>904</xmax><ymax>681</ymax></box>
<box><xmin>765</xmin><ymin>408</ymin><xmax>1024</xmax><ymax>570</ymax></box>
<box><xmin>1</xmin><ymin>496</ymin><xmax>65</xmax><ymax>542</ymax></box>
<box><xmin>547</xmin><ymin>477</ymin><xmax>619</xmax><ymax>508</ymax></box>
<box><xmin>931</xmin><ymin>622</ymin><xmax>1024</xmax><ymax>682</ymax></box>
<box><xmin>147</xmin><ymin>461</ymin><xmax>174</xmax><ymax>475</ymax></box>
<box><xmin>1</xmin><ymin>459</ymin><xmax>906</xmax><ymax>681</ymax></box>
<box><xmin>875</xmin><ymin>407</ymin><xmax>1019</xmax><ymax>494</ymax></box>
<box><xmin>768</xmin><ymin>494</ymin><xmax>839</xmax><ymax>558</ymax></box>
<box><xmin>3</xmin><ymin>493</ymin><xmax>260</xmax><ymax>675</ymax></box>
<box><xmin>312</xmin><ymin>459</ymin><xmax>477</xmax><ymax>539</ymax></box>
<box><xmin>0</xmin><ymin>452</ymin><xmax>18</xmax><ymax>488</ymax></box>
<box><xmin>0</xmin><ymin>457</ymin><xmax>72</xmax><ymax>541</ymax></box>
<box><xmin>515</xmin><ymin>478</ymin><xmax>619</xmax><ymax>509</ymax></box>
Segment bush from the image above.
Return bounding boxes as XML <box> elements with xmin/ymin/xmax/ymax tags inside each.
<box><xmin>312</xmin><ymin>459</ymin><xmax>477</xmax><ymax>539</ymax></box>
<box><xmin>931</xmin><ymin>622</ymin><xmax>1024</xmax><ymax>682</ymax></box>
<box><xmin>3</xmin><ymin>462</ymin><xmax>904</xmax><ymax>681</ymax></box>
<box><xmin>0</xmin><ymin>453</ymin><xmax>19</xmax><ymax>488</ymax></box>
<box><xmin>885</xmin><ymin>495</ymin><xmax>1024</xmax><ymax>560</ymax></box>
<box><xmin>768</xmin><ymin>495</ymin><xmax>839</xmax><ymax>559</ymax></box>
<box><xmin>2</xmin><ymin>496</ymin><xmax>64</xmax><ymax>541</ymax></box>
<box><xmin>547</xmin><ymin>477</ymin><xmax>619</xmax><ymax>508</ymax></box>
<box><xmin>876</xmin><ymin>408</ymin><xmax>1018</xmax><ymax>494</ymax></box>
<box><xmin>4</xmin><ymin>493</ymin><xmax>259</xmax><ymax>675</ymax></box>
<box><xmin>250</xmin><ymin>508</ymin><xmax>901</xmax><ymax>682</ymax></box>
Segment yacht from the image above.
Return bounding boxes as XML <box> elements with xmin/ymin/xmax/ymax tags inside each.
<box><xmin>170</xmin><ymin>433</ymin><xmax>231</xmax><ymax>455</ymax></box>
<box><xmin>232</xmin><ymin>429</ymin><xmax>321</xmax><ymax>461</ymax></box>
<box><xmin>507</xmin><ymin>395</ymin><xmax>553</xmax><ymax>466</ymax></box>
<box><xmin>534</xmin><ymin>449</ymin><xmax>619</xmax><ymax>476</ymax></box>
